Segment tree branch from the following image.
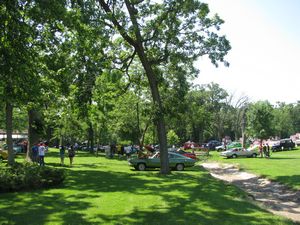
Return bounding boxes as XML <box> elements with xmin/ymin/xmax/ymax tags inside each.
<box><xmin>98</xmin><ymin>0</ymin><xmax>137</xmax><ymax>48</ymax></box>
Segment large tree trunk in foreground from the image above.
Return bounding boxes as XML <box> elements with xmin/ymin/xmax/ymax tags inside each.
<box><xmin>141</xmin><ymin>60</ymin><xmax>169</xmax><ymax>174</ymax></box>
<box><xmin>6</xmin><ymin>101</ymin><xmax>14</xmax><ymax>165</ymax></box>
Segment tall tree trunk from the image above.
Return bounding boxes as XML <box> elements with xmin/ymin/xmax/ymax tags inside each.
<box><xmin>136</xmin><ymin>102</ymin><xmax>140</xmax><ymax>145</ymax></box>
<box><xmin>6</xmin><ymin>101</ymin><xmax>14</xmax><ymax>165</ymax></box>
<box><xmin>99</xmin><ymin>0</ymin><xmax>169</xmax><ymax>174</ymax></box>
<box><xmin>88</xmin><ymin>122</ymin><xmax>94</xmax><ymax>153</ymax></box>
<box><xmin>139</xmin><ymin>55</ymin><xmax>169</xmax><ymax>174</ymax></box>
<box><xmin>139</xmin><ymin>120</ymin><xmax>150</xmax><ymax>147</ymax></box>
<box><xmin>27</xmin><ymin>109</ymin><xmax>41</xmax><ymax>162</ymax></box>
<box><xmin>241</xmin><ymin>108</ymin><xmax>247</xmax><ymax>148</ymax></box>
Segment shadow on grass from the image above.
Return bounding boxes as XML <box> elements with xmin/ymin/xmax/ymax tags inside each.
<box><xmin>0</xmin><ymin>192</ymin><xmax>93</xmax><ymax>225</ymax></box>
<box><xmin>63</xmin><ymin>168</ymin><xmax>289</xmax><ymax>224</ymax></box>
<box><xmin>46</xmin><ymin>150</ymin><xmax>93</xmax><ymax>158</ymax></box>
<box><xmin>274</xmin><ymin>175</ymin><xmax>300</xmax><ymax>190</ymax></box>
<box><xmin>0</xmin><ymin>160</ymin><xmax>295</xmax><ymax>225</ymax></box>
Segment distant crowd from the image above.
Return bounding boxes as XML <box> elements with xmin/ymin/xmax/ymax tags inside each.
<box><xmin>259</xmin><ymin>143</ymin><xmax>270</xmax><ymax>158</ymax></box>
<box><xmin>31</xmin><ymin>142</ymin><xmax>77</xmax><ymax>167</ymax></box>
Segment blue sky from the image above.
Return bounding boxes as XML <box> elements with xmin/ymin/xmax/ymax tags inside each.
<box><xmin>195</xmin><ymin>0</ymin><xmax>300</xmax><ymax>104</ymax></box>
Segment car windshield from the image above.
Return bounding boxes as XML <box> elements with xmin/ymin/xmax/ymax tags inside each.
<box><xmin>151</xmin><ymin>152</ymin><xmax>186</xmax><ymax>159</ymax></box>
<box><xmin>177</xmin><ymin>150</ymin><xmax>186</xmax><ymax>154</ymax></box>
<box><xmin>247</xmin><ymin>145</ymin><xmax>259</xmax><ymax>151</ymax></box>
<box><xmin>169</xmin><ymin>152</ymin><xmax>185</xmax><ymax>158</ymax></box>
<box><xmin>150</xmin><ymin>152</ymin><xmax>160</xmax><ymax>159</ymax></box>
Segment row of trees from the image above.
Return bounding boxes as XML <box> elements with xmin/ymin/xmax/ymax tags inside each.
<box><xmin>1</xmin><ymin>80</ymin><xmax>300</xmax><ymax>147</ymax></box>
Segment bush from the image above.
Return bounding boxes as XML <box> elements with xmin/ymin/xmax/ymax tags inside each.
<box><xmin>0</xmin><ymin>162</ymin><xmax>66</xmax><ymax>193</ymax></box>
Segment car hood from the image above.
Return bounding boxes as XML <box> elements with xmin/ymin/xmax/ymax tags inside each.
<box><xmin>220</xmin><ymin>150</ymin><xmax>232</xmax><ymax>154</ymax></box>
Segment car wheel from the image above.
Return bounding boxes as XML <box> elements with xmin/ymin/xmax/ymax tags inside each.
<box><xmin>252</xmin><ymin>153</ymin><xmax>257</xmax><ymax>158</ymax></box>
<box><xmin>176</xmin><ymin>163</ymin><xmax>184</xmax><ymax>171</ymax></box>
<box><xmin>232</xmin><ymin>154</ymin><xmax>237</xmax><ymax>158</ymax></box>
<box><xmin>137</xmin><ymin>163</ymin><xmax>146</xmax><ymax>171</ymax></box>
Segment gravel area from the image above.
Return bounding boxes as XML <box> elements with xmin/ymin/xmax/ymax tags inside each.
<box><xmin>201</xmin><ymin>162</ymin><xmax>300</xmax><ymax>223</ymax></box>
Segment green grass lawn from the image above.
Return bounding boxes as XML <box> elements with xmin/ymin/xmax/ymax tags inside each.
<box><xmin>0</xmin><ymin>149</ymin><xmax>297</xmax><ymax>225</ymax></box>
<box><xmin>207</xmin><ymin>147</ymin><xmax>300</xmax><ymax>190</ymax></box>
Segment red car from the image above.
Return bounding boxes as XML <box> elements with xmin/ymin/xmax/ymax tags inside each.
<box><xmin>183</xmin><ymin>141</ymin><xmax>200</xmax><ymax>150</ymax></box>
<box><xmin>176</xmin><ymin>149</ymin><xmax>197</xmax><ymax>160</ymax></box>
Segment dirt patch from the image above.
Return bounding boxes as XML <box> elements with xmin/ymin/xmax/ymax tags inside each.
<box><xmin>202</xmin><ymin>162</ymin><xmax>300</xmax><ymax>223</ymax></box>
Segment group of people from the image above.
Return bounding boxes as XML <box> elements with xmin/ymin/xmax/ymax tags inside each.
<box><xmin>31</xmin><ymin>142</ymin><xmax>76</xmax><ymax>166</ymax></box>
<box><xmin>107</xmin><ymin>144</ymin><xmax>126</xmax><ymax>158</ymax></box>
<box><xmin>59</xmin><ymin>145</ymin><xmax>76</xmax><ymax>166</ymax></box>
<box><xmin>259</xmin><ymin>143</ymin><xmax>270</xmax><ymax>158</ymax></box>
<box><xmin>31</xmin><ymin>142</ymin><xmax>48</xmax><ymax>166</ymax></box>
<box><xmin>103</xmin><ymin>144</ymin><xmax>137</xmax><ymax>159</ymax></box>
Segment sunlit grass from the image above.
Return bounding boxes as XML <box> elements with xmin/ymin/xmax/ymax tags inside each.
<box><xmin>207</xmin><ymin>147</ymin><xmax>300</xmax><ymax>190</ymax></box>
<box><xmin>0</xmin><ymin>148</ymin><xmax>296</xmax><ymax>225</ymax></box>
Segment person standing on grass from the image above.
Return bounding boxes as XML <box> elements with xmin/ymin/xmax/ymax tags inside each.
<box><xmin>125</xmin><ymin>146</ymin><xmax>131</xmax><ymax>158</ymax></box>
<box><xmin>259</xmin><ymin>144</ymin><xmax>263</xmax><ymax>158</ymax></box>
<box><xmin>74</xmin><ymin>142</ymin><xmax>79</xmax><ymax>153</ymax></box>
<box><xmin>117</xmin><ymin>144</ymin><xmax>122</xmax><ymax>158</ymax></box>
<box><xmin>59</xmin><ymin>145</ymin><xmax>65</xmax><ymax>165</ymax></box>
<box><xmin>31</xmin><ymin>143</ymin><xmax>39</xmax><ymax>163</ymax></box>
<box><xmin>68</xmin><ymin>145</ymin><xmax>75</xmax><ymax>166</ymax></box>
<box><xmin>191</xmin><ymin>143</ymin><xmax>195</xmax><ymax>154</ymax></box>
<box><xmin>121</xmin><ymin>144</ymin><xmax>125</xmax><ymax>157</ymax></box>
<box><xmin>38</xmin><ymin>142</ymin><xmax>46</xmax><ymax>166</ymax></box>
<box><xmin>263</xmin><ymin>144</ymin><xmax>267</xmax><ymax>157</ymax></box>
<box><xmin>266</xmin><ymin>143</ymin><xmax>270</xmax><ymax>158</ymax></box>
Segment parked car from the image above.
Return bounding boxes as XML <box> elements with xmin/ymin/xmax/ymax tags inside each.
<box><xmin>128</xmin><ymin>152</ymin><xmax>196</xmax><ymax>171</ymax></box>
<box><xmin>271</xmin><ymin>139</ymin><xmax>295</xmax><ymax>152</ymax></box>
<box><xmin>170</xmin><ymin>149</ymin><xmax>197</xmax><ymax>160</ymax></box>
<box><xmin>294</xmin><ymin>139</ymin><xmax>300</xmax><ymax>147</ymax></box>
<box><xmin>0</xmin><ymin>149</ymin><xmax>8</xmax><ymax>162</ymax></box>
<box><xmin>205</xmin><ymin>140</ymin><xmax>222</xmax><ymax>150</ymax></box>
<box><xmin>2</xmin><ymin>144</ymin><xmax>23</xmax><ymax>154</ymax></box>
<box><xmin>215</xmin><ymin>142</ymin><xmax>242</xmax><ymax>152</ymax></box>
<box><xmin>220</xmin><ymin>146</ymin><xmax>258</xmax><ymax>158</ymax></box>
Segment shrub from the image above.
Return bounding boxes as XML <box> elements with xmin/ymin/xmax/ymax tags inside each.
<box><xmin>0</xmin><ymin>162</ymin><xmax>66</xmax><ymax>193</ymax></box>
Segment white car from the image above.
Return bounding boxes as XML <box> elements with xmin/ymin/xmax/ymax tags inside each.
<box><xmin>220</xmin><ymin>146</ymin><xmax>258</xmax><ymax>158</ymax></box>
<box><xmin>295</xmin><ymin>139</ymin><xmax>300</xmax><ymax>147</ymax></box>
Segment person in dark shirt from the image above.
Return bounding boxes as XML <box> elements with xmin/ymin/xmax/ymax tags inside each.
<box><xmin>68</xmin><ymin>145</ymin><xmax>75</xmax><ymax>166</ymax></box>
<box><xmin>59</xmin><ymin>145</ymin><xmax>65</xmax><ymax>165</ymax></box>
<box><xmin>263</xmin><ymin>144</ymin><xmax>267</xmax><ymax>157</ymax></box>
<box><xmin>31</xmin><ymin>143</ymin><xmax>39</xmax><ymax>163</ymax></box>
<box><xmin>266</xmin><ymin>143</ymin><xmax>270</xmax><ymax>158</ymax></box>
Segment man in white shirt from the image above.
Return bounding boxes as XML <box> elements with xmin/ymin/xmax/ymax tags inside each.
<box><xmin>38</xmin><ymin>143</ymin><xmax>46</xmax><ymax>166</ymax></box>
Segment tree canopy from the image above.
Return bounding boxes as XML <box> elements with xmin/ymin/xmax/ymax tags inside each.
<box><xmin>1</xmin><ymin>0</ymin><xmax>299</xmax><ymax>171</ymax></box>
